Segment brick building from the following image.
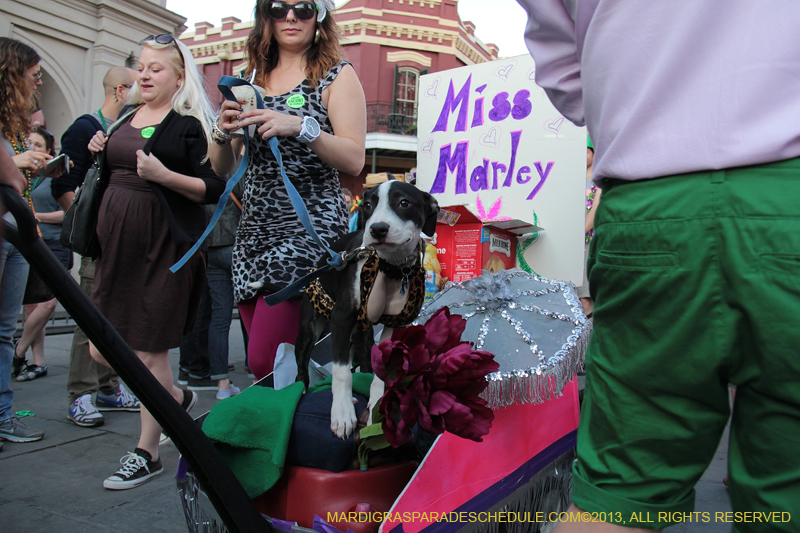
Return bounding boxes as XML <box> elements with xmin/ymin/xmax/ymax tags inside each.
<box><xmin>180</xmin><ymin>0</ymin><xmax>499</xmax><ymax>195</ymax></box>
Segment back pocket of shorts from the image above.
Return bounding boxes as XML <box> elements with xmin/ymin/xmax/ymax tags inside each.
<box><xmin>759</xmin><ymin>254</ymin><xmax>800</xmax><ymax>277</ymax></box>
<box><xmin>597</xmin><ymin>250</ymin><xmax>678</xmax><ymax>270</ymax></box>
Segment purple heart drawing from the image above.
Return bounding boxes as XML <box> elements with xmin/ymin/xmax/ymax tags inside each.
<box><xmin>425</xmin><ymin>78</ymin><xmax>440</xmax><ymax>98</ymax></box>
<box><xmin>544</xmin><ymin>117</ymin><xmax>565</xmax><ymax>137</ymax></box>
<box><xmin>480</xmin><ymin>127</ymin><xmax>500</xmax><ymax>147</ymax></box>
<box><xmin>495</xmin><ymin>61</ymin><xmax>516</xmax><ymax>80</ymax></box>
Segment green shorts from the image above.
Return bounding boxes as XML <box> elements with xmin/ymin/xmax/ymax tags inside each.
<box><xmin>573</xmin><ymin>158</ymin><xmax>800</xmax><ymax>531</ymax></box>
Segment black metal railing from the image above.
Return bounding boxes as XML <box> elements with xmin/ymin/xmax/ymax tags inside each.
<box><xmin>366</xmin><ymin>102</ymin><xmax>418</xmax><ymax>136</ymax></box>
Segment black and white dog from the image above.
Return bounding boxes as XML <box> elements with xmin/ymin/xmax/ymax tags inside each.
<box><xmin>294</xmin><ymin>180</ymin><xmax>439</xmax><ymax>439</ymax></box>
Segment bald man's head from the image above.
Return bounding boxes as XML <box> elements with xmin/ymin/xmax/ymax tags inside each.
<box><xmin>103</xmin><ymin>66</ymin><xmax>136</xmax><ymax>96</ymax></box>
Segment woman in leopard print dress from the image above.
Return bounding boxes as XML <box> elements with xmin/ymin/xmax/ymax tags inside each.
<box><xmin>209</xmin><ymin>0</ymin><xmax>366</xmax><ymax>379</ymax></box>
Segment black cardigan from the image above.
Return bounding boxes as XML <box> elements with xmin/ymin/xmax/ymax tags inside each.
<box><xmin>100</xmin><ymin>109</ymin><xmax>225</xmax><ymax>246</ymax></box>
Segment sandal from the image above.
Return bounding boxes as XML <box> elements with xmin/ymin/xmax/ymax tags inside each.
<box><xmin>11</xmin><ymin>341</ymin><xmax>28</xmax><ymax>379</ymax></box>
<box><xmin>16</xmin><ymin>364</ymin><xmax>48</xmax><ymax>382</ymax></box>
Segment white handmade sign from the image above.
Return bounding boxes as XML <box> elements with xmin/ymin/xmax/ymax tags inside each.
<box><xmin>417</xmin><ymin>54</ymin><xmax>586</xmax><ymax>284</ymax></box>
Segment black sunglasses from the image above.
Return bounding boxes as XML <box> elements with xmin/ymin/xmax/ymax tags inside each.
<box><xmin>139</xmin><ymin>34</ymin><xmax>179</xmax><ymax>49</ymax></box>
<box><xmin>267</xmin><ymin>1</ymin><xmax>318</xmax><ymax>21</ymax></box>
<box><xmin>138</xmin><ymin>34</ymin><xmax>185</xmax><ymax>66</ymax></box>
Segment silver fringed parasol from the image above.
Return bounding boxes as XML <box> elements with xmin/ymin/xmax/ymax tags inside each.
<box><xmin>415</xmin><ymin>269</ymin><xmax>591</xmax><ymax>409</ymax></box>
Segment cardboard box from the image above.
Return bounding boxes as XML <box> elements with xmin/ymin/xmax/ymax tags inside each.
<box><xmin>364</xmin><ymin>172</ymin><xmax>405</xmax><ymax>188</ymax></box>
<box><xmin>432</xmin><ymin>205</ymin><xmax>518</xmax><ymax>283</ymax></box>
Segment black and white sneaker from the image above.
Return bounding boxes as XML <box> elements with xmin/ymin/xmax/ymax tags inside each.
<box><xmin>103</xmin><ymin>448</ymin><xmax>163</xmax><ymax>490</ymax></box>
<box><xmin>181</xmin><ymin>389</ymin><xmax>198</xmax><ymax>413</ymax></box>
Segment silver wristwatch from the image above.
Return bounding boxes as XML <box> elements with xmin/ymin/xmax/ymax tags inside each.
<box><xmin>296</xmin><ymin>116</ymin><xmax>321</xmax><ymax>144</ymax></box>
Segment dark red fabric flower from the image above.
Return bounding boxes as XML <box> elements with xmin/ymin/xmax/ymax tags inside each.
<box><xmin>422</xmin><ymin>307</ymin><xmax>467</xmax><ymax>354</ymax></box>
<box><xmin>372</xmin><ymin>306</ymin><xmax>497</xmax><ymax>446</ymax></box>
<box><xmin>431</xmin><ymin>344</ymin><xmax>499</xmax><ymax>397</ymax></box>
<box><xmin>378</xmin><ymin>387</ymin><xmax>417</xmax><ymax>447</ymax></box>
<box><xmin>426</xmin><ymin>391</ymin><xmax>494</xmax><ymax>442</ymax></box>
<box><xmin>371</xmin><ymin>339</ymin><xmax>410</xmax><ymax>388</ymax></box>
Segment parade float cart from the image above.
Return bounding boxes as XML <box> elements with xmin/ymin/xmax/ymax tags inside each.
<box><xmin>173</xmin><ymin>269</ymin><xmax>589</xmax><ymax>533</ymax></box>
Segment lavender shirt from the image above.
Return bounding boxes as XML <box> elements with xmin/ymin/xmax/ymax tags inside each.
<box><xmin>517</xmin><ymin>0</ymin><xmax>800</xmax><ymax>183</ymax></box>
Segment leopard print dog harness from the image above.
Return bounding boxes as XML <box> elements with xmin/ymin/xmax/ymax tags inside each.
<box><xmin>306</xmin><ymin>247</ymin><xmax>426</xmax><ymax>331</ymax></box>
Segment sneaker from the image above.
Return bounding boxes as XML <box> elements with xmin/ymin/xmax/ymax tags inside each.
<box><xmin>245</xmin><ymin>366</ymin><xmax>255</xmax><ymax>379</ymax></box>
<box><xmin>160</xmin><ymin>390</ymin><xmax>196</xmax><ymax>446</ymax></box>
<box><xmin>181</xmin><ymin>389</ymin><xmax>198</xmax><ymax>413</ymax></box>
<box><xmin>68</xmin><ymin>394</ymin><xmax>105</xmax><ymax>427</ymax></box>
<box><xmin>96</xmin><ymin>383</ymin><xmax>141</xmax><ymax>412</ymax></box>
<box><xmin>103</xmin><ymin>448</ymin><xmax>163</xmax><ymax>490</ymax></box>
<box><xmin>216</xmin><ymin>383</ymin><xmax>241</xmax><ymax>400</ymax></box>
<box><xmin>16</xmin><ymin>364</ymin><xmax>47</xmax><ymax>382</ymax></box>
<box><xmin>187</xmin><ymin>376</ymin><xmax>218</xmax><ymax>391</ymax></box>
<box><xmin>0</xmin><ymin>416</ymin><xmax>44</xmax><ymax>442</ymax></box>
<box><xmin>177</xmin><ymin>369</ymin><xmax>189</xmax><ymax>386</ymax></box>
<box><xmin>228</xmin><ymin>363</ymin><xmax>235</xmax><ymax>372</ymax></box>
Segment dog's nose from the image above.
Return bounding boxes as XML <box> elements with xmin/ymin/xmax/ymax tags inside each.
<box><xmin>370</xmin><ymin>222</ymin><xmax>389</xmax><ymax>241</ymax></box>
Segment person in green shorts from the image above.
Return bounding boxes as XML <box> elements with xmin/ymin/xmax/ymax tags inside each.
<box><xmin>518</xmin><ymin>2</ymin><xmax>800</xmax><ymax>532</ymax></box>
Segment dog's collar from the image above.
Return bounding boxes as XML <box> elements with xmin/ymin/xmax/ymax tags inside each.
<box><xmin>377</xmin><ymin>244</ymin><xmax>421</xmax><ymax>296</ymax></box>
<box><xmin>377</xmin><ymin>256</ymin><xmax>418</xmax><ymax>280</ymax></box>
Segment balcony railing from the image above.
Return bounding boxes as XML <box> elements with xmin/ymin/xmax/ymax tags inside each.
<box><xmin>367</xmin><ymin>102</ymin><xmax>418</xmax><ymax>136</ymax></box>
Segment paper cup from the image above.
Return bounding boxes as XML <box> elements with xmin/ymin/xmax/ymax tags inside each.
<box><xmin>230</xmin><ymin>84</ymin><xmax>267</xmax><ymax>138</ymax></box>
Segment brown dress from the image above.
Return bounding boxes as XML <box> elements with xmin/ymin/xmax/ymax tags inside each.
<box><xmin>92</xmin><ymin>121</ymin><xmax>205</xmax><ymax>352</ymax></box>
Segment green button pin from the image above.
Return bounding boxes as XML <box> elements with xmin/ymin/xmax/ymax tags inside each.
<box><xmin>287</xmin><ymin>94</ymin><xmax>306</xmax><ymax>109</ymax></box>
<box><xmin>141</xmin><ymin>126</ymin><xmax>156</xmax><ymax>139</ymax></box>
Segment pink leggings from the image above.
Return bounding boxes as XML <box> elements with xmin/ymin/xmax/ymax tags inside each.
<box><xmin>238</xmin><ymin>296</ymin><xmax>301</xmax><ymax>380</ymax></box>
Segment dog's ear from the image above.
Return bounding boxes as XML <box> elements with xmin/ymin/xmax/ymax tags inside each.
<box><xmin>421</xmin><ymin>191</ymin><xmax>439</xmax><ymax>237</ymax></box>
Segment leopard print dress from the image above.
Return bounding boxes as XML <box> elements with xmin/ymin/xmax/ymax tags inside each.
<box><xmin>233</xmin><ymin>61</ymin><xmax>350</xmax><ymax>303</ymax></box>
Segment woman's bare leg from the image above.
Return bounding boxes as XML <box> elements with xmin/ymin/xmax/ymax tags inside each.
<box><xmin>134</xmin><ymin>350</ymin><xmax>184</xmax><ymax>460</ymax></box>
<box><xmin>18</xmin><ymin>299</ymin><xmax>57</xmax><ymax>366</ymax></box>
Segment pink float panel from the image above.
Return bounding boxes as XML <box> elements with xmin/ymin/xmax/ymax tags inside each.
<box><xmin>380</xmin><ymin>377</ymin><xmax>580</xmax><ymax>533</ymax></box>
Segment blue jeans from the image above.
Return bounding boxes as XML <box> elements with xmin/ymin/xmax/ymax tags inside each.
<box><xmin>179</xmin><ymin>246</ymin><xmax>235</xmax><ymax>380</ymax></box>
<box><xmin>0</xmin><ymin>241</ymin><xmax>30</xmax><ymax>422</ymax></box>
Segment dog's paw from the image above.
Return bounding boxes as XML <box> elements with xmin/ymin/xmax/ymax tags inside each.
<box><xmin>331</xmin><ymin>397</ymin><xmax>358</xmax><ymax>440</ymax></box>
<box><xmin>248</xmin><ymin>281</ymin><xmax>264</xmax><ymax>289</ymax></box>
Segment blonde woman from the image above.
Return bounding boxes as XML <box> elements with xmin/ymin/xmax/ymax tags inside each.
<box><xmin>209</xmin><ymin>0</ymin><xmax>366</xmax><ymax>381</ymax></box>
<box><xmin>88</xmin><ymin>35</ymin><xmax>224</xmax><ymax>490</ymax></box>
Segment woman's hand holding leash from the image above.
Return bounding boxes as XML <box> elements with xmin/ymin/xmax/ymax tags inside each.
<box><xmin>218</xmin><ymin>98</ymin><xmax>245</xmax><ymax>136</ymax></box>
<box><xmin>238</xmin><ymin>108</ymin><xmax>303</xmax><ymax>141</ymax></box>
<box><xmin>88</xmin><ymin>130</ymin><xmax>107</xmax><ymax>153</ymax></box>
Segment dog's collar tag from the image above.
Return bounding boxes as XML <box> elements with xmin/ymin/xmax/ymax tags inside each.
<box><xmin>399</xmin><ymin>266</ymin><xmax>412</xmax><ymax>295</ymax></box>
<box><xmin>287</xmin><ymin>94</ymin><xmax>306</xmax><ymax>109</ymax></box>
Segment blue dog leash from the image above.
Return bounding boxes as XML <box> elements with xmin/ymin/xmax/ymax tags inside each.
<box><xmin>170</xmin><ymin>77</ymin><xmax>255</xmax><ymax>274</ymax></box>
<box><xmin>171</xmin><ymin>76</ymin><xmax>346</xmax><ymax>306</ymax></box>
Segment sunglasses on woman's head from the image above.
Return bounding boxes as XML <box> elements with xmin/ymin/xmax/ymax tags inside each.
<box><xmin>139</xmin><ymin>34</ymin><xmax>179</xmax><ymax>50</ymax></box>
<box><xmin>267</xmin><ymin>1</ymin><xmax>318</xmax><ymax>21</ymax></box>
